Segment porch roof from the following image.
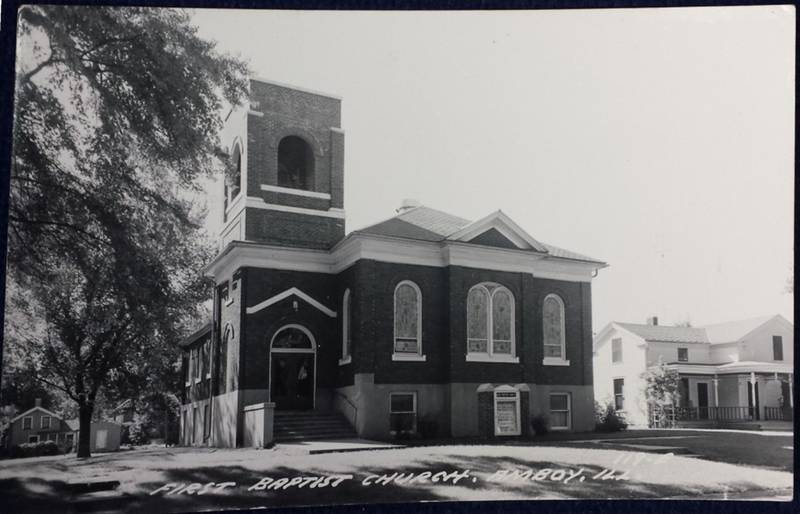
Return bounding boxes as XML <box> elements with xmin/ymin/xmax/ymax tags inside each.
<box><xmin>660</xmin><ymin>360</ymin><xmax>793</xmax><ymax>376</ymax></box>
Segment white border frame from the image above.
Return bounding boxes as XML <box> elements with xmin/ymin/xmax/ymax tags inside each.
<box><xmin>392</xmin><ymin>280</ymin><xmax>426</xmax><ymax>361</ymax></box>
<box><xmin>268</xmin><ymin>324</ymin><xmax>317</xmax><ymax>410</ymax></box>
<box><xmin>493</xmin><ymin>385</ymin><xmax>521</xmax><ymax>436</ymax></box>
<box><xmin>542</xmin><ymin>293</ymin><xmax>570</xmax><ymax>366</ymax></box>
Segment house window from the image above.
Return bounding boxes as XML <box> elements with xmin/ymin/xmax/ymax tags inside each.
<box><xmin>203</xmin><ymin>404</ymin><xmax>210</xmax><ymax>440</ymax></box>
<box><xmin>389</xmin><ymin>392</ymin><xmax>417</xmax><ymax>436</ymax></box>
<box><xmin>278</xmin><ymin>136</ymin><xmax>314</xmax><ymax>190</ymax></box>
<box><xmin>40</xmin><ymin>415</ymin><xmax>51</xmax><ymax>429</ymax></box>
<box><xmin>393</xmin><ymin>281</ymin><xmax>423</xmax><ymax>359</ymax></box>
<box><xmin>182</xmin><ymin>410</ymin><xmax>188</xmax><ymax>445</ymax></box>
<box><xmin>773</xmin><ymin>336</ymin><xmax>784</xmax><ymax>361</ymax></box>
<box><xmin>466</xmin><ymin>283</ymin><xmax>517</xmax><ymax>362</ymax></box>
<box><xmin>611</xmin><ymin>338</ymin><xmax>622</xmax><ymax>363</ymax></box>
<box><xmin>220</xmin><ymin>282</ymin><xmax>231</xmax><ymax>306</ymax></box>
<box><xmin>493</xmin><ymin>386</ymin><xmax>521</xmax><ymax>436</ymax></box>
<box><xmin>613</xmin><ymin>378</ymin><xmax>625</xmax><ymax>411</ymax></box>
<box><xmin>341</xmin><ymin>289</ymin><xmax>352</xmax><ymax>365</ymax></box>
<box><xmin>192</xmin><ymin>407</ymin><xmax>198</xmax><ymax>445</ymax></box>
<box><xmin>678</xmin><ymin>347</ymin><xmax>689</xmax><ymax>362</ymax></box>
<box><xmin>193</xmin><ymin>347</ymin><xmax>201</xmax><ymax>384</ymax></box>
<box><xmin>549</xmin><ymin>393</ymin><xmax>571</xmax><ymax>430</ymax></box>
<box><xmin>543</xmin><ymin>294</ymin><xmax>568</xmax><ymax>365</ymax></box>
<box><xmin>204</xmin><ymin>340</ymin><xmax>211</xmax><ymax>379</ymax></box>
<box><xmin>28</xmin><ymin>435</ymin><xmax>39</xmax><ymax>444</ymax></box>
<box><xmin>22</xmin><ymin>416</ymin><xmax>32</xmax><ymax>430</ymax></box>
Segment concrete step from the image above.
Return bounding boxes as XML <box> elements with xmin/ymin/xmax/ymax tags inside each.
<box><xmin>273</xmin><ymin>411</ymin><xmax>357</xmax><ymax>442</ymax></box>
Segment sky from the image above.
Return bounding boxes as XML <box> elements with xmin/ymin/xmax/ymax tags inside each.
<box><xmin>191</xmin><ymin>6</ymin><xmax>795</xmax><ymax>330</ymax></box>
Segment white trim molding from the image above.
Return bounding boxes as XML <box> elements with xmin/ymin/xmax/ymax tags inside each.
<box><xmin>260</xmin><ymin>184</ymin><xmax>332</xmax><ymax>200</ymax></box>
<box><xmin>391</xmin><ymin>353</ymin><xmax>427</xmax><ymax>362</ymax></box>
<box><xmin>204</xmin><ymin>234</ymin><xmax>604</xmax><ymax>284</ymax></box>
<box><xmin>467</xmin><ymin>354</ymin><xmax>520</xmax><ymax>364</ymax></box>
<box><xmin>247</xmin><ymin>287</ymin><xmax>337</xmax><ymax>317</ymax></box>
<box><xmin>448</xmin><ymin>210</ymin><xmax>548</xmax><ymax>253</ymax></box>
<box><xmin>246</xmin><ymin>196</ymin><xmax>346</xmax><ymax>219</ymax></box>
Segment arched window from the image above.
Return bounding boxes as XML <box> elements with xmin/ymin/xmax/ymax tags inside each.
<box><xmin>467</xmin><ymin>285</ymin><xmax>489</xmax><ymax>353</ymax></box>
<box><xmin>272</xmin><ymin>326</ymin><xmax>314</xmax><ymax>350</ymax></box>
<box><xmin>231</xmin><ymin>144</ymin><xmax>242</xmax><ymax>199</ymax></box>
<box><xmin>224</xmin><ymin>143</ymin><xmax>242</xmax><ymax>215</ymax></box>
<box><xmin>466</xmin><ymin>283</ymin><xmax>517</xmax><ymax>362</ymax></box>
<box><xmin>393</xmin><ymin>281</ymin><xmax>423</xmax><ymax>360</ymax></box>
<box><xmin>543</xmin><ymin>294</ymin><xmax>567</xmax><ymax>364</ymax></box>
<box><xmin>341</xmin><ymin>289</ymin><xmax>352</xmax><ymax>364</ymax></box>
<box><xmin>219</xmin><ymin>324</ymin><xmax>233</xmax><ymax>393</ymax></box>
<box><xmin>278</xmin><ymin>136</ymin><xmax>314</xmax><ymax>190</ymax></box>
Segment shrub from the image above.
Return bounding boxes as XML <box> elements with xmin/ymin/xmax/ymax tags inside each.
<box><xmin>127</xmin><ymin>419</ymin><xmax>150</xmax><ymax>445</ymax></box>
<box><xmin>9</xmin><ymin>440</ymin><xmax>62</xmax><ymax>458</ymax></box>
<box><xmin>418</xmin><ymin>415</ymin><xmax>438</xmax><ymax>439</ymax></box>
<box><xmin>530</xmin><ymin>414</ymin><xmax>550</xmax><ymax>436</ymax></box>
<box><xmin>595</xmin><ymin>402</ymin><xmax>628</xmax><ymax>432</ymax></box>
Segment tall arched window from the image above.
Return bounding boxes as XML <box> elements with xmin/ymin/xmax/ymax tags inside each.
<box><xmin>231</xmin><ymin>144</ymin><xmax>242</xmax><ymax>199</ymax></box>
<box><xmin>219</xmin><ymin>324</ymin><xmax>233</xmax><ymax>393</ymax></box>
<box><xmin>543</xmin><ymin>294</ymin><xmax>568</xmax><ymax>365</ymax></box>
<box><xmin>278</xmin><ymin>136</ymin><xmax>314</xmax><ymax>190</ymax></box>
<box><xmin>340</xmin><ymin>289</ymin><xmax>352</xmax><ymax>365</ymax></box>
<box><xmin>467</xmin><ymin>283</ymin><xmax>517</xmax><ymax>362</ymax></box>
<box><xmin>393</xmin><ymin>281</ymin><xmax>424</xmax><ymax>360</ymax></box>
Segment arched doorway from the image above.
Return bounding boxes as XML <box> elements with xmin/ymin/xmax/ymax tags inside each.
<box><xmin>269</xmin><ymin>324</ymin><xmax>316</xmax><ymax>410</ymax></box>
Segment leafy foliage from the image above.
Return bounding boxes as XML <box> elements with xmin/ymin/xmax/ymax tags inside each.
<box><xmin>642</xmin><ymin>360</ymin><xmax>681</xmax><ymax>409</ymax></box>
<box><xmin>6</xmin><ymin>6</ymin><xmax>249</xmax><ymax>457</ymax></box>
<box><xmin>530</xmin><ymin>414</ymin><xmax>550</xmax><ymax>436</ymax></box>
<box><xmin>594</xmin><ymin>401</ymin><xmax>628</xmax><ymax>432</ymax></box>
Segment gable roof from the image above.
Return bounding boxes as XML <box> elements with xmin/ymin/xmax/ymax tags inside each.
<box><xmin>609</xmin><ymin>315</ymin><xmax>790</xmax><ymax>345</ymax></box>
<box><xmin>179</xmin><ymin>322</ymin><xmax>212</xmax><ymax>348</ymax></box>
<box><xmin>10</xmin><ymin>406</ymin><xmax>63</xmax><ymax>424</ymax></box>
<box><xmin>354</xmin><ymin>205</ymin><xmax>604</xmax><ymax>264</ymax></box>
<box><xmin>703</xmin><ymin>315</ymin><xmax>778</xmax><ymax>344</ymax></box>
<box><xmin>615</xmin><ymin>323</ymin><xmax>710</xmax><ymax>344</ymax></box>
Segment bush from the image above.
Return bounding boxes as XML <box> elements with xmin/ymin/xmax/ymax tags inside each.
<box><xmin>418</xmin><ymin>415</ymin><xmax>438</xmax><ymax>439</ymax></box>
<box><xmin>595</xmin><ymin>402</ymin><xmax>628</xmax><ymax>432</ymax></box>
<box><xmin>530</xmin><ymin>414</ymin><xmax>550</xmax><ymax>436</ymax></box>
<box><xmin>9</xmin><ymin>440</ymin><xmax>62</xmax><ymax>459</ymax></box>
<box><xmin>127</xmin><ymin>419</ymin><xmax>150</xmax><ymax>445</ymax></box>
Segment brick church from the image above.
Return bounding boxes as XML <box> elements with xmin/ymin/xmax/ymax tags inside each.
<box><xmin>179</xmin><ymin>78</ymin><xmax>607</xmax><ymax>447</ymax></box>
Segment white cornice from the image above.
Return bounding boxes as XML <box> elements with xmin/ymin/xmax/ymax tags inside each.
<box><xmin>260</xmin><ymin>184</ymin><xmax>332</xmax><ymax>200</ymax></box>
<box><xmin>246</xmin><ymin>197</ymin><xmax>346</xmax><ymax>219</ymax></box>
<box><xmin>205</xmin><ymin>234</ymin><xmax>604</xmax><ymax>283</ymax></box>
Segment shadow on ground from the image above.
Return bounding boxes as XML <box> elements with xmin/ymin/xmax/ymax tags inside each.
<box><xmin>0</xmin><ymin>452</ymin><xmax>789</xmax><ymax>513</ymax></box>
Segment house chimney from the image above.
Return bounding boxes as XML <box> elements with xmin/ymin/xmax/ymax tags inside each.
<box><xmin>396</xmin><ymin>198</ymin><xmax>421</xmax><ymax>213</ymax></box>
<box><xmin>647</xmin><ymin>316</ymin><xmax>659</xmax><ymax>326</ymax></box>
<box><xmin>34</xmin><ymin>398</ymin><xmax>42</xmax><ymax>407</ymax></box>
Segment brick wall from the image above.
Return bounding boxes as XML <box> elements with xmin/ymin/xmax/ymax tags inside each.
<box><xmin>244</xmin><ymin>209</ymin><xmax>344</xmax><ymax>250</ymax></box>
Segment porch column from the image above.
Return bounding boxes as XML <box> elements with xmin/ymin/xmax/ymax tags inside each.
<box><xmin>790</xmin><ymin>374</ymin><xmax>794</xmax><ymax>408</ymax></box>
<box><xmin>749</xmin><ymin>372</ymin><xmax>757</xmax><ymax>420</ymax></box>
<box><xmin>712</xmin><ymin>376</ymin><xmax>719</xmax><ymax>407</ymax></box>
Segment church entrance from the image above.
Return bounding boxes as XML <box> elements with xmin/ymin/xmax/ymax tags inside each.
<box><xmin>269</xmin><ymin>325</ymin><xmax>316</xmax><ymax>411</ymax></box>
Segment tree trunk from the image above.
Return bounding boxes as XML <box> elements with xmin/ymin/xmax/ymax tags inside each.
<box><xmin>77</xmin><ymin>402</ymin><xmax>93</xmax><ymax>458</ymax></box>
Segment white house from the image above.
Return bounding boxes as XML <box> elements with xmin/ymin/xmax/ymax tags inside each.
<box><xmin>593</xmin><ymin>315</ymin><xmax>794</xmax><ymax>427</ymax></box>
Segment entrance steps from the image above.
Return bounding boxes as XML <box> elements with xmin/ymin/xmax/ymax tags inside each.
<box><xmin>273</xmin><ymin>411</ymin><xmax>357</xmax><ymax>442</ymax></box>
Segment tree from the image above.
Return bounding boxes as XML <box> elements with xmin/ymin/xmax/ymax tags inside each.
<box><xmin>6</xmin><ymin>6</ymin><xmax>249</xmax><ymax>457</ymax></box>
<box><xmin>641</xmin><ymin>360</ymin><xmax>681</xmax><ymax>427</ymax></box>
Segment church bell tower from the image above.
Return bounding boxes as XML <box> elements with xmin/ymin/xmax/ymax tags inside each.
<box><xmin>219</xmin><ymin>78</ymin><xmax>345</xmax><ymax>250</ymax></box>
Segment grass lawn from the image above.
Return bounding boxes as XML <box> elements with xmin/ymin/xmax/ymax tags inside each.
<box><xmin>0</xmin><ymin>430</ymin><xmax>793</xmax><ymax>512</ymax></box>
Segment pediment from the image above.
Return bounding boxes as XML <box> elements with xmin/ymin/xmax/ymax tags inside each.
<box><xmin>447</xmin><ymin>211</ymin><xmax>548</xmax><ymax>253</ymax></box>
<box><xmin>246</xmin><ymin>287</ymin><xmax>337</xmax><ymax>317</ymax></box>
